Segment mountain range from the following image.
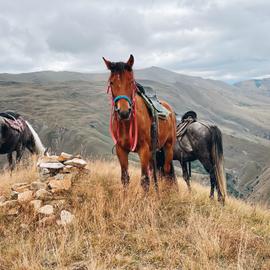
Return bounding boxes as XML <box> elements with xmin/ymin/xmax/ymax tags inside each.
<box><xmin>0</xmin><ymin>67</ymin><xmax>269</xmax><ymax>205</ymax></box>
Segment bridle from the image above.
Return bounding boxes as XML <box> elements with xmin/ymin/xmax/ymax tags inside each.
<box><xmin>107</xmin><ymin>80</ymin><xmax>138</xmax><ymax>151</ymax></box>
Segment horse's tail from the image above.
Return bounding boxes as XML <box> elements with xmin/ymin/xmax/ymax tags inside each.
<box><xmin>210</xmin><ymin>126</ymin><xmax>227</xmax><ymax>204</ymax></box>
<box><xmin>25</xmin><ymin>121</ymin><xmax>46</xmax><ymax>155</ymax></box>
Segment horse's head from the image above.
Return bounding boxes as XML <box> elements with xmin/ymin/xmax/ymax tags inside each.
<box><xmin>103</xmin><ymin>55</ymin><xmax>135</xmax><ymax>120</ymax></box>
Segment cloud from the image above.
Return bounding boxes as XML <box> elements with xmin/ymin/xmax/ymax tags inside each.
<box><xmin>0</xmin><ymin>0</ymin><xmax>269</xmax><ymax>81</ymax></box>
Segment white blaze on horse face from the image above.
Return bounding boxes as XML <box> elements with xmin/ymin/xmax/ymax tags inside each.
<box><xmin>117</xmin><ymin>99</ymin><xmax>131</xmax><ymax>112</ymax></box>
<box><xmin>112</xmin><ymin>74</ymin><xmax>132</xmax><ymax>112</ymax></box>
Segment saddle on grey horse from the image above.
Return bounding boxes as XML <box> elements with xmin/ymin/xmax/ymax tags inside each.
<box><xmin>176</xmin><ymin>110</ymin><xmax>197</xmax><ymax>138</ymax></box>
<box><xmin>136</xmin><ymin>82</ymin><xmax>170</xmax><ymax>119</ymax></box>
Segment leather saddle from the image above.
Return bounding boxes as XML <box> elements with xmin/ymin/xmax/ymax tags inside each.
<box><xmin>176</xmin><ymin>111</ymin><xmax>197</xmax><ymax>138</ymax></box>
<box><xmin>136</xmin><ymin>82</ymin><xmax>170</xmax><ymax>119</ymax></box>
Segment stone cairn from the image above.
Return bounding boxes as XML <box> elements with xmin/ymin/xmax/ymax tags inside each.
<box><xmin>0</xmin><ymin>152</ymin><xmax>88</xmax><ymax>226</ymax></box>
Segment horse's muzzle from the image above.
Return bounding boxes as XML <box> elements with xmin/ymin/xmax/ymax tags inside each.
<box><xmin>117</xmin><ymin>109</ymin><xmax>131</xmax><ymax>120</ymax></box>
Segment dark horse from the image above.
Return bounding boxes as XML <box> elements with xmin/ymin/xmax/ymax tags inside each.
<box><xmin>0</xmin><ymin>112</ymin><xmax>46</xmax><ymax>169</ymax></box>
<box><xmin>157</xmin><ymin>111</ymin><xmax>227</xmax><ymax>203</ymax></box>
<box><xmin>103</xmin><ymin>55</ymin><xmax>176</xmax><ymax>192</ymax></box>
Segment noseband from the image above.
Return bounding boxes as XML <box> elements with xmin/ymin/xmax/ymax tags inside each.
<box><xmin>113</xmin><ymin>95</ymin><xmax>132</xmax><ymax>111</ymax></box>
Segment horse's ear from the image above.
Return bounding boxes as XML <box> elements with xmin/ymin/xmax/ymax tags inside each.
<box><xmin>126</xmin><ymin>54</ymin><xmax>134</xmax><ymax>68</ymax></box>
<box><xmin>103</xmin><ymin>57</ymin><xmax>112</xmax><ymax>70</ymax></box>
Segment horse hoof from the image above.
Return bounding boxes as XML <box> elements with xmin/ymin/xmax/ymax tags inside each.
<box><xmin>218</xmin><ymin>196</ymin><xmax>225</xmax><ymax>206</ymax></box>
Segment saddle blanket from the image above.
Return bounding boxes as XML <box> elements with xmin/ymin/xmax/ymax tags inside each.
<box><xmin>0</xmin><ymin>112</ymin><xmax>26</xmax><ymax>133</ymax></box>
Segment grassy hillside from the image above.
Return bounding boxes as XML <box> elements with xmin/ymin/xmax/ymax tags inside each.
<box><xmin>0</xmin><ymin>68</ymin><xmax>270</xmax><ymax>203</ymax></box>
<box><xmin>0</xmin><ymin>160</ymin><xmax>270</xmax><ymax>270</ymax></box>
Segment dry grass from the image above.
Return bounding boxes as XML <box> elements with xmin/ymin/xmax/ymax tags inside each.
<box><xmin>0</xmin><ymin>159</ymin><xmax>270</xmax><ymax>270</ymax></box>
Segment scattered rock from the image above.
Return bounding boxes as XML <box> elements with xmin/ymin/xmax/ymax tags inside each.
<box><xmin>35</xmin><ymin>189</ymin><xmax>52</xmax><ymax>200</ymax></box>
<box><xmin>64</xmin><ymin>158</ymin><xmax>87</xmax><ymax>168</ymax></box>
<box><xmin>0</xmin><ymin>195</ymin><xmax>6</xmax><ymax>203</ymax></box>
<box><xmin>0</xmin><ymin>200</ymin><xmax>20</xmax><ymax>216</ymax></box>
<box><xmin>57</xmin><ymin>210</ymin><xmax>75</xmax><ymax>225</ymax></box>
<box><xmin>50</xmin><ymin>199</ymin><xmax>66</xmax><ymax>209</ymax></box>
<box><xmin>30</xmin><ymin>200</ymin><xmax>42</xmax><ymax>212</ymax></box>
<box><xmin>39</xmin><ymin>168</ymin><xmax>51</xmax><ymax>181</ymax></box>
<box><xmin>48</xmin><ymin>178</ymin><xmax>72</xmax><ymax>193</ymax></box>
<box><xmin>0</xmin><ymin>200</ymin><xmax>18</xmax><ymax>209</ymax></box>
<box><xmin>6</xmin><ymin>207</ymin><xmax>20</xmax><ymax>216</ymax></box>
<box><xmin>38</xmin><ymin>215</ymin><xmax>56</xmax><ymax>227</ymax></box>
<box><xmin>62</xmin><ymin>165</ymin><xmax>77</xmax><ymax>174</ymax></box>
<box><xmin>31</xmin><ymin>181</ymin><xmax>47</xmax><ymax>191</ymax></box>
<box><xmin>11</xmin><ymin>182</ymin><xmax>30</xmax><ymax>193</ymax></box>
<box><xmin>54</xmin><ymin>174</ymin><xmax>65</xmax><ymax>180</ymax></box>
<box><xmin>39</xmin><ymin>167</ymin><xmax>50</xmax><ymax>175</ymax></box>
<box><xmin>38</xmin><ymin>205</ymin><xmax>54</xmax><ymax>215</ymax></box>
<box><xmin>58</xmin><ymin>152</ymin><xmax>73</xmax><ymax>162</ymax></box>
<box><xmin>10</xmin><ymin>191</ymin><xmax>19</xmax><ymax>200</ymax></box>
<box><xmin>18</xmin><ymin>190</ymin><xmax>33</xmax><ymax>203</ymax></box>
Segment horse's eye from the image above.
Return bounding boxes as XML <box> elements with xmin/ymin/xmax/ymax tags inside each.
<box><xmin>110</xmin><ymin>81</ymin><xmax>113</xmax><ymax>85</ymax></box>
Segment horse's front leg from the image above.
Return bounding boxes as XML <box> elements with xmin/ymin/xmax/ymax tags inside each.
<box><xmin>116</xmin><ymin>145</ymin><xmax>130</xmax><ymax>188</ymax></box>
<box><xmin>138</xmin><ymin>144</ymin><xmax>151</xmax><ymax>192</ymax></box>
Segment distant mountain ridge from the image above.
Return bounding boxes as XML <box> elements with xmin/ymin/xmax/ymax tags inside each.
<box><xmin>0</xmin><ymin>68</ymin><xmax>270</xmax><ymax>205</ymax></box>
<box><xmin>234</xmin><ymin>77</ymin><xmax>270</xmax><ymax>97</ymax></box>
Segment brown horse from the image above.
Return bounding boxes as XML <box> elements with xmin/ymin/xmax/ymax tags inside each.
<box><xmin>103</xmin><ymin>55</ymin><xmax>176</xmax><ymax>192</ymax></box>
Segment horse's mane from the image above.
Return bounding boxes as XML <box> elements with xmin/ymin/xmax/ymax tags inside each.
<box><xmin>109</xmin><ymin>62</ymin><xmax>132</xmax><ymax>73</ymax></box>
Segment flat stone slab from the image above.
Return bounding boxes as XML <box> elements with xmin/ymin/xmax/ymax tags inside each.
<box><xmin>64</xmin><ymin>158</ymin><xmax>87</xmax><ymax>168</ymax></box>
<box><xmin>39</xmin><ymin>162</ymin><xmax>65</xmax><ymax>170</ymax></box>
<box><xmin>58</xmin><ymin>152</ymin><xmax>73</xmax><ymax>162</ymax></box>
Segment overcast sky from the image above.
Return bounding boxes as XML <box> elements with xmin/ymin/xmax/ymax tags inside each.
<box><xmin>0</xmin><ymin>0</ymin><xmax>270</xmax><ymax>82</ymax></box>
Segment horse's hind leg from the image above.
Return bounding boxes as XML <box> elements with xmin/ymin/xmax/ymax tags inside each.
<box><xmin>138</xmin><ymin>144</ymin><xmax>151</xmax><ymax>192</ymax></box>
<box><xmin>7</xmin><ymin>152</ymin><xmax>15</xmax><ymax>171</ymax></box>
<box><xmin>199</xmin><ymin>158</ymin><xmax>216</xmax><ymax>199</ymax></box>
<box><xmin>210</xmin><ymin>173</ymin><xmax>216</xmax><ymax>199</ymax></box>
<box><xmin>16</xmin><ymin>145</ymin><xmax>24</xmax><ymax>164</ymax></box>
<box><xmin>116</xmin><ymin>145</ymin><xmax>130</xmax><ymax>188</ymax></box>
<box><xmin>181</xmin><ymin>161</ymin><xmax>191</xmax><ymax>191</ymax></box>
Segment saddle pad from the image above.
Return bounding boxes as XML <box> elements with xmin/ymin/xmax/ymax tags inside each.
<box><xmin>3</xmin><ymin>116</ymin><xmax>26</xmax><ymax>133</ymax></box>
<box><xmin>136</xmin><ymin>82</ymin><xmax>170</xmax><ymax>119</ymax></box>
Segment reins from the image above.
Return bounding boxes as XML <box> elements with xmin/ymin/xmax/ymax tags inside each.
<box><xmin>107</xmin><ymin>81</ymin><xmax>138</xmax><ymax>152</ymax></box>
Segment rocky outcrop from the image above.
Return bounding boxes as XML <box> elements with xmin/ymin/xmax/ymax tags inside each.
<box><xmin>0</xmin><ymin>152</ymin><xmax>88</xmax><ymax>226</ymax></box>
